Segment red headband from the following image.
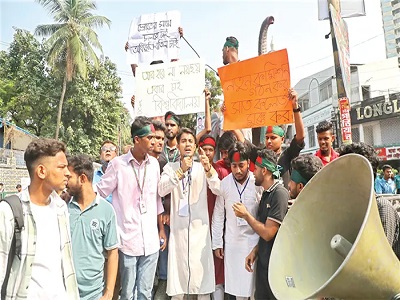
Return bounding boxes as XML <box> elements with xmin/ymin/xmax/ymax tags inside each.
<box><xmin>199</xmin><ymin>137</ymin><xmax>216</xmax><ymax>148</ymax></box>
<box><xmin>232</xmin><ymin>151</ymin><xmax>245</xmax><ymax>162</ymax></box>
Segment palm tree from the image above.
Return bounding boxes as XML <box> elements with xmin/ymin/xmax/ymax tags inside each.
<box><xmin>34</xmin><ymin>0</ymin><xmax>111</xmax><ymax>140</ymax></box>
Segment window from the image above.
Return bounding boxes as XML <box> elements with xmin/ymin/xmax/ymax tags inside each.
<box><xmin>299</xmin><ymin>95</ymin><xmax>310</xmax><ymax>111</ymax></box>
<box><xmin>393</xmin><ymin>8</ymin><xmax>400</xmax><ymax>15</ymax></box>
<box><xmin>319</xmin><ymin>82</ymin><xmax>333</xmax><ymax>102</ymax></box>
<box><xmin>362</xmin><ymin>85</ymin><xmax>370</xmax><ymax>100</ymax></box>
<box><xmin>308</xmin><ymin>126</ymin><xmax>315</xmax><ymax>148</ymax></box>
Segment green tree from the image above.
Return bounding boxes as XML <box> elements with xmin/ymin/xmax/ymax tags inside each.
<box><xmin>180</xmin><ymin>69</ymin><xmax>222</xmax><ymax>128</ymax></box>
<box><xmin>0</xmin><ymin>29</ymin><xmax>60</xmax><ymax>136</ymax></box>
<box><xmin>34</xmin><ymin>0</ymin><xmax>111</xmax><ymax>140</ymax></box>
<box><xmin>60</xmin><ymin>56</ymin><xmax>131</xmax><ymax>157</ymax></box>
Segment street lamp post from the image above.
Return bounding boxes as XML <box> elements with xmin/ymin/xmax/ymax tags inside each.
<box><xmin>331</xmin><ymin>107</ymin><xmax>341</xmax><ymax>149</ymax></box>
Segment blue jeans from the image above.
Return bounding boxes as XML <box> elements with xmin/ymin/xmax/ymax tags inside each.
<box><xmin>119</xmin><ymin>250</ymin><xmax>159</xmax><ymax>300</ymax></box>
<box><xmin>158</xmin><ymin>224</ymin><xmax>170</xmax><ymax>280</ymax></box>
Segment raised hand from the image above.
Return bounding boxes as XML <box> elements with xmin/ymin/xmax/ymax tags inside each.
<box><xmin>198</xmin><ymin>147</ymin><xmax>211</xmax><ymax>172</ymax></box>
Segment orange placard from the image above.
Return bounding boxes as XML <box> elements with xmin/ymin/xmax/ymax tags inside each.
<box><xmin>218</xmin><ymin>49</ymin><xmax>293</xmax><ymax>130</ymax></box>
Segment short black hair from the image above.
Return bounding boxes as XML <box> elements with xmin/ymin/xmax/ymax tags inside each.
<box><xmin>228</xmin><ymin>141</ymin><xmax>250</xmax><ymax>162</ymax></box>
<box><xmin>16</xmin><ymin>184</ymin><xmax>22</xmax><ymax>188</ymax></box>
<box><xmin>316</xmin><ymin>121</ymin><xmax>333</xmax><ymax>134</ymax></box>
<box><xmin>256</xmin><ymin>148</ymin><xmax>278</xmax><ymax>166</ymax></box>
<box><xmin>24</xmin><ymin>138</ymin><xmax>67</xmax><ymax>177</ymax></box>
<box><xmin>218</xmin><ymin>131</ymin><xmax>237</xmax><ymax>151</ymax></box>
<box><xmin>338</xmin><ymin>142</ymin><xmax>379</xmax><ymax>175</ymax></box>
<box><xmin>382</xmin><ymin>164</ymin><xmax>392</xmax><ymax>172</ymax></box>
<box><xmin>131</xmin><ymin>116</ymin><xmax>152</xmax><ymax>139</ymax></box>
<box><xmin>291</xmin><ymin>154</ymin><xmax>323</xmax><ymax>183</ymax></box>
<box><xmin>67</xmin><ymin>154</ymin><xmax>94</xmax><ymax>182</ymax></box>
<box><xmin>177</xmin><ymin>128</ymin><xmax>197</xmax><ymax>145</ymax></box>
<box><xmin>152</xmin><ymin>120</ymin><xmax>166</xmax><ymax>133</ymax></box>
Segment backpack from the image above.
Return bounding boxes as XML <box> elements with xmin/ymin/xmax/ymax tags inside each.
<box><xmin>1</xmin><ymin>195</ymin><xmax>24</xmax><ymax>300</ymax></box>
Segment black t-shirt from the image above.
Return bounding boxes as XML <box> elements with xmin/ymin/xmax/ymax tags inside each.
<box><xmin>257</xmin><ymin>182</ymin><xmax>289</xmax><ymax>269</ymax></box>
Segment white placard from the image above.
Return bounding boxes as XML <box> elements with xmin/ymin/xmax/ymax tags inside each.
<box><xmin>318</xmin><ymin>0</ymin><xmax>366</xmax><ymax>21</ymax></box>
<box><xmin>127</xmin><ymin>10</ymin><xmax>181</xmax><ymax>65</ymax></box>
<box><xmin>135</xmin><ymin>59</ymin><xmax>205</xmax><ymax>118</ymax></box>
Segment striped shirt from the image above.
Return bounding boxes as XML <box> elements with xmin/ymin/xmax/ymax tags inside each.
<box><xmin>0</xmin><ymin>189</ymin><xmax>79</xmax><ymax>300</ymax></box>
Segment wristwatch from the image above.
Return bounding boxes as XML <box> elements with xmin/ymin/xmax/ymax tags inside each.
<box><xmin>293</xmin><ymin>104</ymin><xmax>302</xmax><ymax>113</ymax></box>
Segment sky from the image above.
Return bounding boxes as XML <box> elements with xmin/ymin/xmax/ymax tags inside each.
<box><xmin>0</xmin><ymin>0</ymin><xmax>387</xmax><ymax>118</ymax></box>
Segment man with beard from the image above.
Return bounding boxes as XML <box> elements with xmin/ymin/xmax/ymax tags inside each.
<box><xmin>287</xmin><ymin>154</ymin><xmax>323</xmax><ymax>208</ymax></box>
<box><xmin>67</xmin><ymin>154</ymin><xmax>119</xmax><ymax>300</ymax></box>
<box><xmin>232</xmin><ymin>149</ymin><xmax>289</xmax><ymax>300</ymax></box>
<box><xmin>158</xmin><ymin>128</ymin><xmax>214</xmax><ymax>299</ymax></box>
<box><xmin>150</xmin><ymin>120</ymin><xmax>166</xmax><ymax>160</ymax></box>
<box><xmin>97</xmin><ymin>116</ymin><xmax>166</xmax><ymax>300</ymax></box>
<box><xmin>93</xmin><ymin>140</ymin><xmax>118</xmax><ymax>203</ymax></box>
<box><xmin>315</xmin><ymin>121</ymin><xmax>339</xmax><ymax>166</ymax></box>
<box><xmin>159</xmin><ymin>111</ymin><xmax>181</xmax><ymax>169</ymax></box>
<box><xmin>210</xmin><ymin>141</ymin><xmax>262</xmax><ymax>300</ymax></box>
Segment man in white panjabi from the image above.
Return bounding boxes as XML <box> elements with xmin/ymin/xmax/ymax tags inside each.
<box><xmin>208</xmin><ymin>141</ymin><xmax>261</xmax><ymax>299</ymax></box>
<box><xmin>158</xmin><ymin>128</ymin><xmax>215</xmax><ymax>300</ymax></box>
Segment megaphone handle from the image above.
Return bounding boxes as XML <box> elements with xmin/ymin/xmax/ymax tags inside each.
<box><xmin>331</xmin><ymin>234</ymin><xmax>353</xmax><ymax>259</ymax></box>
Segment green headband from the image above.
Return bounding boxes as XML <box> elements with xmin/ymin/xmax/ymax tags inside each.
<box><xmin>165</xmin><ymin>114</ymin><xmax>179</xmax><ymax>125</ymax></box>
<box><xmin>255</xmin><ymin>156</ymin><xmax>281</xmax><ymax>179</ymax></box>
<box><xmin>224</xmin><ymin>39</ymin><xmax>238</xmax><ymax>49</ymax></box>
<box><xmin>266</xmin><ymin>126</ymin><xmax>285</xmax><ymax>137</ymax></box>
<box><xmin>132</xmin><ymin>124</ymin><xmax>155</xmax><ymax>138</ymax></box>
<box><xmin>290</xmin><ymin>169</ymin><xmax>308</xmax><ymax>185</ymax></box>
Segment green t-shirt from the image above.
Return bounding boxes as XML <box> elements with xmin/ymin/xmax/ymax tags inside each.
<box><xmin>68</xmin><ymin>195</ymin><xmax>119</xmax><ymax>300</ymax></box>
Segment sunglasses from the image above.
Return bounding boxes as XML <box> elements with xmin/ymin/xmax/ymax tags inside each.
<box><xmin>101</xmin><ymin>146</ymin><xmax>117</xmax><ymax>152</ymax></box>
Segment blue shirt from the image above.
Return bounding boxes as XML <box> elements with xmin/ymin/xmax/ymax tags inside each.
<box><xmin>93</xmin><ymin>167</ymin><xmax>112</xmax><ymax>203</ymax></box>
<box><xmin>68</xmin><ymin>195</ymin><xmax>119</xmax><ymax>300</ymax></box>
<box><xmin>375</xmin><ymin>177</ymin><xmax>396</xmax><ymax>194</ymax></box>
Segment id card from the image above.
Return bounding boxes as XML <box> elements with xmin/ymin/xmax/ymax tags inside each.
<box><xmin>179</xmin><ymin>198</ymin><xmax>189</xmax><ymax>217</ymax></box>
<box><xmin>139</xmin><ymin>195</ymin><xmax>147</xmax><ymax>214</ymax></box>
<box><xmin>237</xmin><ymin>217</ymin><xmax>247</xmax><ymax>226</ymax></box>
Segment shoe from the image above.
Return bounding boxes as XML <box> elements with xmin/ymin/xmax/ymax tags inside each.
<box><xmin>154</xmin><ymin>279</ymin><xmax>168</xmax><ymax>300</ymax></box>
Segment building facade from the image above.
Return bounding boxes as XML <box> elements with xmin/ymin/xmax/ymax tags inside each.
<box><xmin>294</xmin><ymin>57</ymin><xmax>400</xmax><ymax>168</ymax></box>
<box><xmin>380</xmin><ymin>0</ymin><xmax>400</xmax><ymax>64</ymax></box>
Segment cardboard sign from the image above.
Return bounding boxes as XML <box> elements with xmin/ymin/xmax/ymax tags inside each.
<box><xmin>135</xmin><ymin>59</ymin><xmax>205</xmax><ymax>117</ymax></box>
<box><xmin>127</xmin><ymin>10</ymin><xmax>181</xmax><ymax>64</ymax></box>
<box><xmin>218</xmin><ymin>49</ymin><xmax>293</xmax><ymax>130</ymax></box>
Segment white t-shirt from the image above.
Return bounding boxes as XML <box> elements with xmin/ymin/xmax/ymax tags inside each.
<box><xmin>28</xmin><ymin>199</ymin><xmax>68</xmax><ymax>300</ymax></box>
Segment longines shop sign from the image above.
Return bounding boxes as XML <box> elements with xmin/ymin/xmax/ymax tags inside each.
<box><xmin>350</xmin><ymin>97</ymin><xmax>400</xmax><ymax>125</ymax></box>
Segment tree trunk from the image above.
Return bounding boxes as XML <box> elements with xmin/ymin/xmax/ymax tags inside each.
<box><xmin>55</xmin><ymin>75</ymin><xmax>67</xmax><ymax>140</ymax></box>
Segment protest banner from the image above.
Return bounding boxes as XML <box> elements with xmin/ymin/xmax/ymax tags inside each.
<box><xmin>218</xmin><ymin>49</ymin><xmax>292</xmax><ymax>130</ymax></box>
<box><xmin>127</xmin><ymin>10</ymin><xmax>181</xmax><ymax>65</ymax></box>
<box><xmin>135</xmin><ymin>59</ymin><xmax>205</xmax><ymax>117</ymax></box>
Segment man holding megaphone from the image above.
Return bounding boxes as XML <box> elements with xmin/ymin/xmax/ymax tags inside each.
<box><xmin>231</xmin><ymin>149</ymin><xmax>289</xmax><ymax>300</ymax></box>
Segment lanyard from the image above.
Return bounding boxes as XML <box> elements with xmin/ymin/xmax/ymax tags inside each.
<box><xmin>234</xmin><ymin>174</ymin><xmax>250</xmax><ymax>202</ymax></box>
<box><xmin>164</xmin><ymin>145</ymin><xmax>179</xmax><ymax>163</ymax></box>
<box><xmin>132</xmin><ymin>161</ymin><xmax>147</xmax><ymax>196</ymax></box>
